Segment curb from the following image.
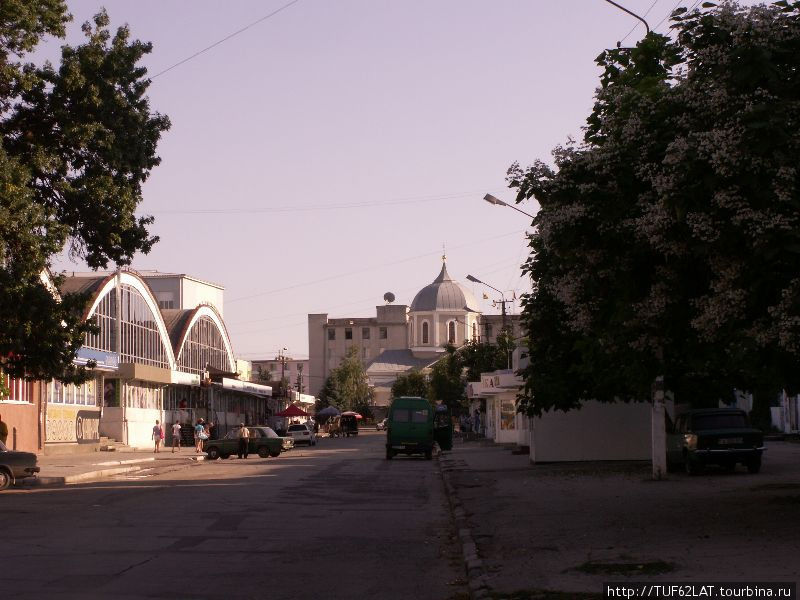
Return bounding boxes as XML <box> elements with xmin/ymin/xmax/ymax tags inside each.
<box><xmin>95</xmin><ymin>457</ymin><xmax>156</xmax><ymax>467</ymax></box>
<box><xmin>437</xmin><ymin>451</ymin><xmax>491</xmax><ymax>600</ymax></box>
<box><xmin>27</xmin><ymin>465</ymin><xmax>144</xmax><ymax>488</ymax></box>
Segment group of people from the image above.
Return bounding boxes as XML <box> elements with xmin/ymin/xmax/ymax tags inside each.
<box><xmin>151</xmin><ymin>418</ymin><xmax>216</xmax><ymax>454</ymax></box>
<box><xmin>459</xmin><ymin>409</ymin><xmax>483</xmax><ymax>435</ymax></box>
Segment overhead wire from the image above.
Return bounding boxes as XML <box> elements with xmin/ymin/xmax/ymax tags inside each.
<box><xmin>150</xmin><ymin>0</ymin><xmax>302</xmax><ymax>80</ymax></box>
<box><xmin>619</xmin><ymin>0</ymin><xmax>661</xmax><ymax>44</ymax></box>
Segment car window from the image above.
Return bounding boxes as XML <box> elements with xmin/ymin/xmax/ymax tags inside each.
<box><xmin>262</xmin><ymin>427</ymin><xmax>278</xmax><ymax>438</ymax></box>
<box><xmin>249</xmin><ymin>428</ymin><xmax>261</xmax><ymax>438</ymax></box>
<box><xmin>288</xmin><ymin>425</ymin><xmax>307</xmax><ymax>431</ymax></box>
<box><xmin>692</xmin><ymin>413</ymin><xmax>748</xmax><ymax>431</ymax></box>
<box><xmin>392</xmin><ymin>409</ymin><xmax>410</xmax><ymax>423</ymax></box>
<box><xmin>225</xmin><ymin>430</ymin><xmax>238</xmax><ymax>440</ymax></box>
<box><xmin>411</xmin><ymin>409</ymin><xmax>429</xmax><ymax>423</ymax></box>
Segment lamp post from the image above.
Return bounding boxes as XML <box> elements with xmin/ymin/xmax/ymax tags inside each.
<box><xmin>483</xmin><ymin>193</ymin><xmax>535</xmax><ymax>220</ymax></box>
<box><xmin>467</xmin><ymin>274</ymin><xmax>512</xmax><ymax>368</ymax></box>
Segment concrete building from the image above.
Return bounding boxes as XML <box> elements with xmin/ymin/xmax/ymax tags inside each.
<box><xmin>139</xmin><ymin>271</ymin><xmax>225</xmax><ymax>316</ymax></box>
<box><xmin>250</xmin><ymin>357</ymin><xmax>310</xmax><ymax>394</ymax></box>
<box><xmin>308</xmin><ymin>260</ymin><xmax>521</xmax><ymax>407</ymax></box>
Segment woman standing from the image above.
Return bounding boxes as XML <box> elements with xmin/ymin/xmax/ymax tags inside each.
<box><xmin>152</xmin><ymin>420</ymin><xmax>164</xmax><ymax>453</ymax></box>
<box><xmin>194</xmin><ymin>418</ymin><xmax>207</xmax><ymax>453</ymax></box>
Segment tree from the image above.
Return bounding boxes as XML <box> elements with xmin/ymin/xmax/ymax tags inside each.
<box><xmin>331</xmin><ymin>347</ymin><xmax>373</xmax><ymax>411</ymax></box>
<box><xmin>0</xmin><ymin>2</ymin><xmax>170</xmax><ymax>382</ymax></box>
<box><xmin>428</xmin><ymin>344</ymin><xmax>467</xmax><ymax>413</ymax></box>
<box><xmin>390</xmin><ymin>369</ymin><xmax>430</xmax><ymax>400</ymax></box>
<box><xmin>510</xmin><ymin>1</ymin><xmax>800</xmax><ymax>424</ymax></box>
<box><xmin>459</xmin><ymin>335</ymin><xmax>516</xmax><ymax>382</ymax></box>
<box><xmin>315</xmin><ymin>375</ymin><xmax>340</xmax><ymax>412</ymax></box>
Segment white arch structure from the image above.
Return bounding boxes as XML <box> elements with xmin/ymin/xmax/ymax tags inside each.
<box><xmin>173</xmin><ymin>304</ymin><xmax>236</xmax><ymax>374</ymax></box>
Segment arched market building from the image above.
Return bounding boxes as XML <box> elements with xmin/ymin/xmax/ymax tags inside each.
<box><xmin>42</xmin><ymin>270</ymin><xmax>272</xmax><ymax>451</ymax></box>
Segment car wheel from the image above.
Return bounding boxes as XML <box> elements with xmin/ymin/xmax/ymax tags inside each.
<box><xmin>746</xmin><ymin>456</ymin><xmax>762</xmax><ymax>474</ymax></box>
<box><xmin>206</xmin><ymin>447</ymin><xmax>220</xmax><ymax>460</ymax></box>
<box><xmin>269</xmin><ymin>449</ymin><xmax>281</xmax><ymax>458</ymax></box>
<box><xmin>257</xmin><ymin>446</ymin><xmax>269</xmax><ymax>458</ymax></box>
<box><xmin>221</xmin><ymin>454</ymin><xmax>231</xmax><ymax>460</ymax></box>
<box><xmin>0</xmin><ymin>468</ymin><xmax>11</xmax><ymax>491</ymax></box>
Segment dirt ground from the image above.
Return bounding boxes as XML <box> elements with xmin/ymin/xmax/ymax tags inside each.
<box><xmin>445</xmin><ymin>439</ymin><xmax>800</xmax><ymax>598</ymax></box>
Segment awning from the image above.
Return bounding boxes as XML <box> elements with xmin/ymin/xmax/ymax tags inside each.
<box><xmin>109</xmin><ymin>363</ymin><xmax>172</xmax><ymax>384</ymax></box>
<box><xmin>275</xmin><ymin>404</ymin><xmax>309</xmax><ymax>417</ymax></box>
<box><xmin>221</xmin><ymin>377</ymin><xmax>272</xmax><ymax>397</ymax></box>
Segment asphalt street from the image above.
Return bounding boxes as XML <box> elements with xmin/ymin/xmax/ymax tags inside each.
<box><xmin>1</xmin><ymin>430</ymin><xmax>467</xmax><ymax>600</ymax></box>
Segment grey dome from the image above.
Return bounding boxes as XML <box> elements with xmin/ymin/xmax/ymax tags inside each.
<box><xmin>410</xmin><ymin>263</ymin><xmax>479</xmax><ymax>312</ymax></box>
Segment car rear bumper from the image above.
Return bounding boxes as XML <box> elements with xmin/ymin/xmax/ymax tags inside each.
<box><xmin>387</xmin><ymin>442</ymin><xmax>432</xmax><ymax>453</ymax></box>
<box><xmin>692</xmin><ymin>447</ymin><xmax>764</xmax><ymax>462</ymax></box>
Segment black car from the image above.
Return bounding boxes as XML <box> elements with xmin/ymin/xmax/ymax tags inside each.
<box><xmin>0</xmin><ymin>440</ymin><xmax>40</xmax><ymax>490</ymax></box>
<box><xmin>667</xmin><ymin>408</ymin><xmax>764</xmax><ymax>475</ymax></box>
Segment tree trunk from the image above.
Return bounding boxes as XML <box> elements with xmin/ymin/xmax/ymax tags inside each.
<box><xmin>651</xmin><ymin>375</ymin><xmax>667</xmax><ymax>480</ymax></box>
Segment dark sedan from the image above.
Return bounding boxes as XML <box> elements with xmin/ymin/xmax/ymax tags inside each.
<box><xmin>204</xmin><ymin>426</ymin><xmax>293</xmax><ymax>460</ymax></box>
<box><xmin>0</xmin><ymin>440</ymin><xmax>40</xmax><ymax>490</ymax></box>
<box><xmin>667</xmin><ymin>408</ymin><xmax>764</xmax><ymax>474</ymax></box>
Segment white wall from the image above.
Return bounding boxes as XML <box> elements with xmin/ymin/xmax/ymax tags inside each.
<box><xmin>530</xmin><ymin>400</ymin><xmax>651</xmax><ymax>463</ymax></box>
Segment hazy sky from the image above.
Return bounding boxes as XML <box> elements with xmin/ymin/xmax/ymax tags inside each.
<box><xmin>45</xmin><ymin>0</ymin><xmax>723</xmax><ymax>360</ymax></box>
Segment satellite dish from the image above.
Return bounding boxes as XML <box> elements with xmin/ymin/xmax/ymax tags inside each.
<box><xmin>383</xmin><ymin>292</ymin><xmax>395</xmax><ymax>304</ymax></box>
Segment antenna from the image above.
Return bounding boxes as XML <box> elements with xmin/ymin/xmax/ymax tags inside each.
<box><xmin>383</xmin><ymin>292</ymin><xmax>396</xmax><ymax>304</ymax></box>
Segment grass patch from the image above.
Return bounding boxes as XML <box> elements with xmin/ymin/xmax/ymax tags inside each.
<box><xmin>573</xmin><ymin>560</ymin><xmax>675</xmax><ymax>576</ymax></box>
<box><xmin>489</xmin><ymin>591</ymin><xmax>603</xmax><ymax>600</ymax></box>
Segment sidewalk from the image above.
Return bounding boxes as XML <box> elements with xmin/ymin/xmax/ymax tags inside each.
<box><xmin>24</xmin><ymin>448</ymin><xmax>205</xmax><ymax>487</ymax></box>
<box><xmin>440</xmin><ymin>437</ymin><xmax>800</xmax><ymax>600</ymax></box>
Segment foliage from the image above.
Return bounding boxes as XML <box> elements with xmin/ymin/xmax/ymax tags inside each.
<box><xmin>327</xmin><ymin>347</ymin><xmax>372</xmax><ymax>411</ymax></box>
<box><xmin>315</xmin><ymin>374</ymin><xmax>340</xmax><ymax>411</ymax></box>
<box><xmin>459</xmin><ymin>333</ymin><xmax>516</xmax><ymax>382</ymax></box>
<box><xmin>0</xmin><ymin>2</ymin><xmax>169</xmax><ymax>382</ymax></box>
<box><xmin>510</xmin><ymin>1</ymin><xmax>800</xmax><ymax>416</ymax></box>
<box><xmin>428</xmin><ymin>344</ymin><xmax>467</xmax><ymax>413</ymax></box>
<box><xmin>390</xmin><ymin>369</ymin><xmax>430</xmax><ymax>400</ymax></box>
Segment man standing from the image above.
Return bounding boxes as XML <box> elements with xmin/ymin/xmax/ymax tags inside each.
<box><xmin>474</xmin><ymin>409</ymin><xmax>482</xmax><ymax>436</ymax></box>
<box><xmin>237</xmin><ymin>423</ymin><xmax>250</xmax><ymax>459</ymax></box>
<box><xmin>0</xmin><ymin>413</ymin><xmax>8</xmax><ymax>445</ymax></box>
<box><xmin>171</xmin><ymin>421</ymin><xmax>182</xmax><ymax>453</ymax></box>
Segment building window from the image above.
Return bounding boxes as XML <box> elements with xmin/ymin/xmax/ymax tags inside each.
<box><xmin>379</xmin><ymin>327</ymin><xmax>387</xmax><ymax>339</ymax></box>
<box><xmin>485</xmin><ymin>323</ymin><xmax>493</xmax><ymax>340</ymax></box>
<box><xmin>328</xmin><ymin>329</ymin><xmax>335</xmax><ymax>341</ymax></box>
<box><xmin>448</xmin><ymin>321</ymin><xmax>456</xmax><ymax>344</ymax></box>
<box><xmin>1</xmin><ymin>371</ymin><xmax>33</xmax><ymax>403</ymax></box>
<box><xmin>472</xmin><ymin>322</ymin><xmax>477</xmax><ymax>341</ymax></box>
<box><xmin>422</xmin><ymin>322</ymin><xmax>429</xmax><ymax>344</ymax></box>
<box><xmin>345</xmin><ymin>328</ymin><xmax>353</xmax><ymax>340</ymax></box>
<box><xmin>158</xmin><ymin>300</ymin><xmax>174</xmax><ymax>309</ymax></box>
<box><xmin>362</xmin><ymin>327</ymin><xmax>370</xmax><ymax>340</ymax></box>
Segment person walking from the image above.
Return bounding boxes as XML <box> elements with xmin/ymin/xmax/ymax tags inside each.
<box><xmin>237</xmin><ymin>422</ymin><xmax>250</xmax><ymax>459</ymax></box>
<box><xmin>152</xmin><ymin>420</ymin><xmax>163</xmax><ymax>453</ymax></box>
<box><xmin>0</xmin><ymin>413</ymin><xmax>8</xmax><ymax>445</ymax></box>
<box><xmin>473</xmin><ymin>409</ymin><xmax>482</xmax><ymax>436</ymax></box>
<box><xmin>171</xmin><ymin>421</ymin><xmax>182</xmax><ymax>453</ymax></box>
<box><xmin>194</xmin><ymin>419</ymin><xmax>207</xmax><ymax>453</ymax></box>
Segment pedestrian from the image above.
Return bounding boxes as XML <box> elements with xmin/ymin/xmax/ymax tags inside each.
<box><xmin>0</xmin><ymin>413</ymin><xmax>8</xmax><ymax>445</ymax></box>
<box><xmin>171</xmin><ymin>421</ymin><xmax>182</xmax><ymax>453</ymax></box>
<box><xmin>207</xmin><ymin>421</ymin><xmax>216</xmax><ymax>440</ymax></box>
<box><xmin>237</xmin><ymin>422</ymin><xmax>250</xmax><ymax>459</ymax></box>
<box><xmin>194</xmin><ymin>418</ymin><xmax>207</xmax><ymax>453</ymax></box>
<box><xmin>152</xmin><ymin>420</ymin><xmax>163</xmax><ymax>453</ymax></box>
<box><xmin>474</xmin><ymin>409</ymin><xmax>482</xmax><ymax>435</ymax></box>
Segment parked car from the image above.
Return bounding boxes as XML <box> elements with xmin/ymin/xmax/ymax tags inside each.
<box><xmin>286</xmin><ymin>423</ymin><xmax>317</xmax><ymax>446</ymax></box>
<box><xmin>204</xmin><ymin>426</ymin><xmax>293</xmax><ymax>460</ymax></box>
<box><xmin>376</xmin><ymin>418</ymin><xmax>388</xmax><ymax>431</ymax></box>
<box><xmin>386</xmin><ymin>396</ymin><xmax>435</xmax><ymax>460</ymax></box>
<box><xmin>0</xmin><ymin>440</ymin><xmax>40</xmax><ymax>490</ymax></box>
<box><xmin>667</xmin><ymin>408</ymin><xmax>765</xmax><ymax>475</ymax></box>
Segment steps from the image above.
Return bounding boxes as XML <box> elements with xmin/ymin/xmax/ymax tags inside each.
<box><xmin>98</xmin><ymin>437</ymin><xmax>134</xmax><ymax>452</ymax></box>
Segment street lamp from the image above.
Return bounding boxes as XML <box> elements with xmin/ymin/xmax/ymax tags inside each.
<box><xmin>483</xmin><ymin>193</ymin><xmax>535</xmax><ymax>219</ymax></box>
<box><xmin>466</xmin><ymin>274</ymin><xmax>509</xmax><ymax>331</ymax></box>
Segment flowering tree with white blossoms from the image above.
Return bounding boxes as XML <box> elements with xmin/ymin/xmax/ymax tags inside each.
<box><xmin>511</xmin><ymin>1</ymin><xmax>800</xmax><ymax>430</ymax></box>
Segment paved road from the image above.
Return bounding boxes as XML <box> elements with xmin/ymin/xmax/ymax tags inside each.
<box><xmin>1</xmin><ymin>431</ymin><xmax>466</xmax><ymax>600</ymax></box>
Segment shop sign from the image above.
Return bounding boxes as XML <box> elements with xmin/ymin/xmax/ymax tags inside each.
<box><xmin>74</xmin><ymin>347</ymin><xmax>119</xmax><ymax>370</ymax></box>
<box><xmin>221</xmin><ymin>377</ymin><xmax>272</xmax><ymax>397</ymax></box>
<box><xmin>46</xmin><ymin>405</ymin><xmax>101</xmax><ymax>444</ymax></box>
<box><xmin>171</xmin><ymin>371</ymin><xmax>201</xmax><ymax>386</ymax></box>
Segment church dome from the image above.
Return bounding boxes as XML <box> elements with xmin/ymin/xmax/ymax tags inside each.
<box><xmin>410</xmin><ymin>263</ymin><xmax>479</xmax><ymax>313</ymax></box>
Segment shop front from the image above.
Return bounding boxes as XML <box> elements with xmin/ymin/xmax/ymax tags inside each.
<box><xmin>102</xmin><ymin>363</ymin><xmax>171</xmax><ymax>448</ymax></box>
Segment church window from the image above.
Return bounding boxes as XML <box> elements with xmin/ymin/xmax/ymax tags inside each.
<box><xmin>448</xmin><ymin>321</ymin><xmax>456</xmax><ymax>344</ymax></box>
<box><xmin>422</xmin><ymin>322</ymin><xmax>429</xmax><ymax>344</ymax></box>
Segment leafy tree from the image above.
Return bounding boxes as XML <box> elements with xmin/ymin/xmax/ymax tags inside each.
<box><xmin>429</xmin><ymin>344</ymin><xmax>466</xmax><ymax>413</ymax></box>
<box><xmin>390</xmin><ymin>369</ymin><xmax>430</xmax><ymax>400</ymax></box>
<box><xmin>459</xmin><ymin>334</ymin><xmax>516</xmax><ymax>382</ymax></box>
<box><xmin>0</xmin><ymin>2</ymin><xmax>170</xmax><ymax>382</ymax></box>
<box><xmin>331</xmin><ymin>347</ymin><xmax>373</xmax><ymax>411</ymax></box>
<box><xmin>510</xmin><ymin>1</ymin><xmax>800</xmax><ymax>420</ymax></box>
<box><xmin>315</xmin><ymin>374</ymin><xmax>340</xmax><ymax>412</ymax></box>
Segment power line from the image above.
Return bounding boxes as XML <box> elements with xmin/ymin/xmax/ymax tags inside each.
<box><xmin>619</xmin><ymin>0</ymin><xmax>661</xmax><ymax>44</ymax></box>
<box><xmin>150</xmin><ymin>0</ymin><xmax>302</xmax><ymax>80</ymax></box>
<box><xmin>149</xmin><ymin>189</ymin><xmax>498</xmax><ymax>215</ymax></box>
<box><xmin>652</xmin><ymin>0</ymin><xmax>690</xmax><ymax>33</ymax></box>
<box><xmin>226</xmin><ymin>229</ymin><xmax>527</xmax><ymax>304</ymax></box>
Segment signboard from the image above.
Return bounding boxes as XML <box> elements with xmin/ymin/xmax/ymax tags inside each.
<box><xmin>46</xmin><ymin>405</ymin><xmax>101</xmax><ymax>444</ymax></box>
<box><xmin>74</xmin><ymin>347</ymin><xmax>119</xmax><ymax>370</ymax></box>
<box><xmin>221</xmin><ymin>377</ymin><xmax>272</xmax><ymax>397</ymax></box>
<box><xmin>171</xmin><ymin>371</ymin><xmax>201</xmax><ymax>386</ymax></box>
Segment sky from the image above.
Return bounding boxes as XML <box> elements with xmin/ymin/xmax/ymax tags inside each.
<box><xmin>43</xmin><ymin>0</ymin><xmax>715</xmax><ymax>360</ymax></box>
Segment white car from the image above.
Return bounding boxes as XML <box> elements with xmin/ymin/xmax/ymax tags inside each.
<box><xmin>286</xmin><ymin>423</ymin><xmax>317</xmax><ymax>446</ymax></box>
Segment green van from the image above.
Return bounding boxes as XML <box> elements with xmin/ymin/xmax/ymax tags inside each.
<box><xmin>385</xmin><ymin>396</ymin><xmax>435</xmax><ymax>460</ymax></box>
